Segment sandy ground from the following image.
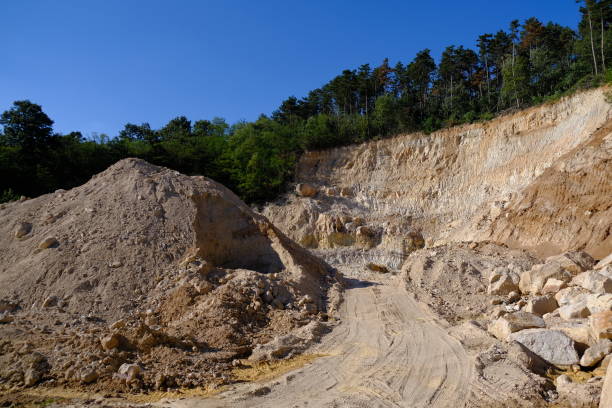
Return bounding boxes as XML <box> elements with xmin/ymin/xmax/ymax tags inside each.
<box><xmin>161</xmin><ymin>271</ymin><xmax>472</xmax><ymax>408</ymax></box>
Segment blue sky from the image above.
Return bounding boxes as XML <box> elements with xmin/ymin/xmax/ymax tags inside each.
<box><xmin>1</xmin><ymin>1</ymin><xmax>580</xmax><ymax>137</ymax></box>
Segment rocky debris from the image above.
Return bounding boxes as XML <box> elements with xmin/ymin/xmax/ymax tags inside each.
<box><xmin>547</xmin><ymin>319</ymin><xmax>592</xmax><ymax>347</ymax></box>
<box><xmin>556</xmin><ymin>286</ymin><xmax>591</xmax><ymax>306</ymax></box>
<box><xmin>590</xmin><ymin>311</ymin><xmax>612</xmax><ymax>340</ymax></box>
<box><xmin>249</xmin><ymin>320</ymin><xmax>329</xmax><ymax>362</ymax></box>
<box><xmin>116</xmin><ymin>363</ymin><xmax>141</xmax><ymax>382</ymax></box>
<box><xmin>542</xmin><ymin>278</ymin><xmax>567</xmax><ymax>295</ymax></box>
<box><xmin>573</xmin><ymin>271</ymin><xmax>612</xmax><ymax>294</ymax></box>
<box><xmin>295</xmin><ymin>183</ymin><xmax>317</xmax><ymax>197</ymax></box>
<box><xmin>509</xmin><ymin>328</ymin><xmax>579</xmax><ymax>366</ymax></box>
<box><xmin>487</xmin><ymin>312</ymin><xmax>545</xmax><ymax>341</ymax></box>
<box><xmin>546</xmin><ymin>251</ymin><xmax>596</xmax><ymax>275</ymax></box>
<box><xmin>0</xmin><ymin>313</ymin><xmax>13</xmax><ymax>323</ymax></box>
<box><xmin>42</xmin><ymin>296</ymin><xmax>58</xmax><ymax>308</ymax></box>
<box><xmin>524</xmin><ymin>295</ymin><xmax>558</xmax><ymax>316</ymax></box>
<box><xmin>559</xmin><ymin>301</ymin><xmax>591</xmax><ymax>320</ymax></box>
<box><xmin>580</xmin><ymin>339</ymin><xmax>612</xmax><ymax>367</ymax></box>
<box><xmin>80</xmin><ymin>368</ymin><xmax>99</xmax><ymax>384</ymax></box>
<box><xmin>519</xmin><ymin>263</ymin><xmax>572</xmax><ymax>295</ymax></box>
<box><xmin>488</xmin><ymin>268</ymin><xmax>520</xmax><ymax>296</ymax></box>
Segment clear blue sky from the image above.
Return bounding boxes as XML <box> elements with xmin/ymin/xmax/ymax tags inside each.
<box><xmin>1</xmin><ymin>1</ymin><xmax>580</xmax><ymax>138</ymax></box>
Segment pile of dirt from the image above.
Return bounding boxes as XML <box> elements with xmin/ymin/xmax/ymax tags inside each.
<box><xmin>0</xmin><ymin>158</ymin><xmax>342</xmax><ymax>396</ymax></box>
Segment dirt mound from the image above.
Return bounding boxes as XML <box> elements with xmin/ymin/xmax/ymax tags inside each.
<box><xmin>0</xmin><ymin>158</ymin><xmax>341</xmax><ymax>395</ymax></box>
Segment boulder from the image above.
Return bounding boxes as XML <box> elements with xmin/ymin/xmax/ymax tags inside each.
<box><xmin>80</xmin><ymin>369</ymin><xmax>99</xmax><ymax>384</ymax></box>
<box><xmin>580</xmin><ymin>339</ymin><xmax>612</xmax><ymax>367</ymax></box>
<box><xmin>509</xmin><ymin>328</ymin><xmax>579</xmax><ymax>366</ymax></box>
<box><xmin>295</xmin><ymin>183</ymin><xmax>317</xmax><ymax>197</ymax></box>
<box><xmin>524</xmin><ymin>295</ymin><xmax>558</xmax><ymax>316</ymax></box>
<box><xmin>555</xmin><ymin>287</ymin><xmax>590</xmax><ymax>306</ymax></box>
<box><xmin>117</xmin><ymin>363</ymin><xmax>141</xmax><ymax>381</ymax></box>
<box><xmin>487</xmin><ymin>311</ymin><xmax>545</xmax><ymax>340</ymax></box>
<box><xmin>100</xmin><ymin>333</ymin><xmax>120</xmax><ymax>350</ymax></box>
<box><xmin>590</xmin><ymin>311</ymin><xmax>612</xmax><ymax>340</ymax></box>
<box><xmin>572</xmin><ymin>271</ymin><xmax>612</xmax><ymax>294</ymax></box>
<box><xmin>559</xmin><ymin>301</ymin><xmax>591</xmax><ymax>320</ymax></box>
<box><xmin>595</xmin><ymin>253</ymin><xmax>612</xmax><ymax>270</ymax></box>
<box><xmin>488</xmin><ymin>272</ymin><xmax>519</xmax><ymax>296</ymax></box>
<box><xmin>602</xmin><ymin>357</ymin><xmax>612</xmax><ymax>408</ymax></box>
<box><xmin>545</xmin><ymin>251</ymin><xmax>595</xmax><ymax>275</ymax></box>
<box><xmin>547</xmin><ymin>319</ymin><xmax>592</xmax><ymax>346</ymax></box>
<box><xmin>541</xmin><ymin>278</ymin><xmax>567</xmax><ymax>295</ymax></box>
<box><xmin>519</xmin><ymin>263</ymin><xmax>572</xmax><ymax>295</ymax></box>
<box><xmin>586</xmin><ymin>294</ymin><xmax>612</xmax><ymax>315</ymax></box>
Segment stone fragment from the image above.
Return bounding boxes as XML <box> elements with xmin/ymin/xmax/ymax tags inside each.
<box><xmin>488</xmin><ymin>273</ymin><xmax>519</xmax><ymax>296</ymax></box>
<box><xmin>14</xmin><ymin>222</ymin><xmax>32</xmax><ymax>239</ymax></box>
<box><xmin>555</xmin><ymin>287</ymin><xmax>590</xmax><ymax>306</ymax></box>
<box><xmin>24</xmin><ymin>367</ymin><xmax>41</xmax><ymax>386</ymax></box>
<box><xmin>118</xmin><ymin>363</ymin><xmax>141</xmax><ymax>381</ymax></box>
<box><xmin>295</xmin><ymin>183</ymin><xmax>317</xmax><ymax>197</ymax></box>
<box><xmin>487</xmin><ymin>311</ymin><xmax>545</xmax><ymax>340</ymax></box>
<box><xmin>42</xmin><ymin>296</ymin><xmax>58</xmax><ymax>308</ymax></box>
<box><xmin>524</xmin><ymin>295</ymin><xmax>558</xmax><ymax>316</ymax></box>
<box><xmin>546</xmin><ymin>251</ymin><xmax>595</xmax><ymax>275</ymax></box>
<box><xmin>547</xmin><ymin>319</ymin><xmax>592</xmax><ymax>346</ymax></box>
<box><xmin>80</xmin><ymin>369</ymin><xmax>99</xmax><ymax>384</ymax></box>
<box><xmin>542</xmin><ymin>278</ymin><xmax>567</xmax><ymax>295</ymax></box>
<box><xmin>100</xmin><ymin>333</ymin><xmax>120</xmax><ymax>350</ymax></box>
<box><xmin>519</xmin><ymin>263</ymin><xmax>572</xmax><ymax>295</ymax></box>
<box><xmin>366</xmin><ymin>263</ymin><xmax>389</xmax><ymax>273</ymax></box>
<box><xmin>509</xmin><ymin>328</ymin><xmax>579</xmax><ymax>366</ymax></box>
<box><xmin>572</xmin><ymin>271</ymin><xmax>612</xmax><ymax>294</ymax></box>
<box><xmin>595</xmin><ymin>253</ymin><xmax>612</xmax><ymax>270</ymax></box>
<box><xmin>507</xmin><ymin>291</ymin><xmax>521</xmax><ymax>303</ymax></box>
<box><xmin>110</xmin><ymin>319</ymin><xmax>126</xmax><ymax>330</ymax></box>
<box><xmin>109</xmin><ymin>261</ymin><xmax>123</xmax><ymax>268</ymax></box>
<box><xmin>38</xmin><ymin>236</ymin><xmax>58</xmax><ymax>249</ymax></box>
<box><xmin>580</xmin><ymin>339</ymin><xmax>612</xmax><ymax>367</ymax></box>
<box><xmin>590</xmin><ymin>311</ymin><xmax>612</xmax><ymax>340</ymax></box>
<box><xmin>586</xmin><ymin>294</ymin><xmax>612</xmax><ymax>315</ymax></box>
<box><xmin>559</xmin><ymin>302</ymin><xmax>591</xmax><ymax>320</ymax></box>
<box><xmin>0</xmin><ymin>312</ymin><xmax>13</xmax><ymax>323</ymax></box>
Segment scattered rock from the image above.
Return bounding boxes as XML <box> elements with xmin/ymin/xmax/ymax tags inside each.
<box><xmin>80</xmin><ymin>369</ymin><xmax>99</xmax><ymax>384</ymax></box>
<box><xmin>555</xmin><ymin>286</ymin><xmax>590</xmax><ymax>306</ymax></box>
<box><xmin>559</xmin><ymin>301</ymin><xmax>591</xmax><ymax>320</ymax></box>
<box><xmin>601</xmin><ymin>357</ymin><xmax>612</xmax><ymax>408</ymax></box>
<box><xmin>546</xmin><ymin>251</ymin><xmax>595</xmax><ymax>275</ymax></box>
<box><xmin>100</xmin><ymin>333</ymin><xmax>120</xmax><ymax>350</ymax></box>
<box><xmin>14</xmin><ymin>222</ymin><xmax>32</xmax><ymax>239</ymax></box>
<box><xmin>590</xmin><ymin>311</ymin><xmax>612</xmax><ymax>340</ymax></box>
<box><xmin>42</xmin><ymin>296</ymin><xmax>58</xmax><ymax>308</ymax></box>
<box><xmin>541</xmin><ymin>278</ymin><xmax>567</xmax><ymax>295</ymax></box>
<box><xmin>572</xmin><ymin>271</ymin><xmax>612</xmax><ymax>294</ymax></box>
<box><xmin>509</xmin><ymin>328</ymin><xmax>579</xmax><ymax>366</ymax></box>
<box><xmin>524</xmin><ymin>295</ymin><xmax>558</xmax><ymax>316</ymax></box>
<box><xmin>295</xmin><ymin>183</ymin><xmax>317</xmax><ymax>197</ymax></box>
<box><xmin>366</xmin><ymin>263</ymin><xmax>389</xmax><ymax>273</ymax></box>
<box><xmin>488</xmin><ymin>271</ymin><xmax>519</xmax><ymax>296</ymax></box>
<box><xmin>38</xmin><ymin>236</ymin><xmax>58</xmax><ymax>249</ymax></box>
<box><xmin>0</xmin><ymin>312</ymin><xmax>14</xmax><ymax>323</ymax></box>
<box><xmin>580</xmin><ymin>339</ymin><xmax>612</xmax><ymax>367</ymax></box>
<box><xmin>487</xmin><ymin>311</ymin><xmax>545</xmax><ymax>340</ymax></box>
<box><xmin>24</xmin><ymin>367</ymin><xmax>41</xmax><ymax>387</ymax></box>
<box><xmin>595</xmin><ymin>253</ymin><xmax>612</xmax><ymax>270</ymax></box>
<box><xmin>109</xmin><ymin>261</ymin><xmax>123</xmax><ymax>268</ymax></box>
<box><xmin>519</xmin><ymin>263</ymin><xmax>572</xmax><ymax>295</ymax></box>
<box><xmin>117</xmin><ymin>363</ymin><xmax>141</xmax><ymax>382</ymax></box>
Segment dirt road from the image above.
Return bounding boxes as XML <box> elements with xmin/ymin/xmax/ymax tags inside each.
<box><xmin>166</xmin><ymin>275</ymin><xmax>473</xmax><ymax>408</ymax></box>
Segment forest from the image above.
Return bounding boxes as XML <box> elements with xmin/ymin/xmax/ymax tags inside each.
<box><xmin>1</xmin><ymin>1</ymin><xmax>611</xmax><ymax>203</ymax></box>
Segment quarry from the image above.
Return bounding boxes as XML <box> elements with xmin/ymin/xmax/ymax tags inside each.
<box><xmin>1</xmin><ymin>87</ymin><xmax>612</xmax><ymax>407</ymax></box>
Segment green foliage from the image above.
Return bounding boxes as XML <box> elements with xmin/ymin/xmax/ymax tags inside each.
<box><xmin>0</xmin><ymin>188</ymin><xmax>19</xmax><ymax>203</ymax></box>
<box><xmin>1</xmin><ymin>2</ymin><xmax>611</xmax><ymax>203</ymax></box>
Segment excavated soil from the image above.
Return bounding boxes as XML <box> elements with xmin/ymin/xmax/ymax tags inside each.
<box><xmin>0</xmin><ymin>158</ymin><xmax>341</xmax><ymax>400</ymax></box>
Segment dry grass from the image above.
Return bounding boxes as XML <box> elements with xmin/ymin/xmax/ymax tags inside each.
<box><xmin>232</xmin><ymin>354</ymin><xmax>326</xmax><ymax>383</ymax></box>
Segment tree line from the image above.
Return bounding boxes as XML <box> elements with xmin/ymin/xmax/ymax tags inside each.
<box><xmin>1</xmin><ymin>1</ymin><xmax>611</xmax><ymax>203</ymax></box>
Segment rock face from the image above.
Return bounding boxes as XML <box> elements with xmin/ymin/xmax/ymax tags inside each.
<box><xmin>509</xmin><ymin>328</ymin><xmax>579</xmax><ymax>366</ymax></box>
<box><xmin>264</xmin><ymin>88</ymin><xmax>612</xmax><ymax>260</ymax></box>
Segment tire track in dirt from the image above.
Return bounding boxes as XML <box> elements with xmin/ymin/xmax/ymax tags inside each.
<box><xmin>166</xmin><ymin>276</ymin><xmax>473</xmax><ymax>408</ymax></box>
